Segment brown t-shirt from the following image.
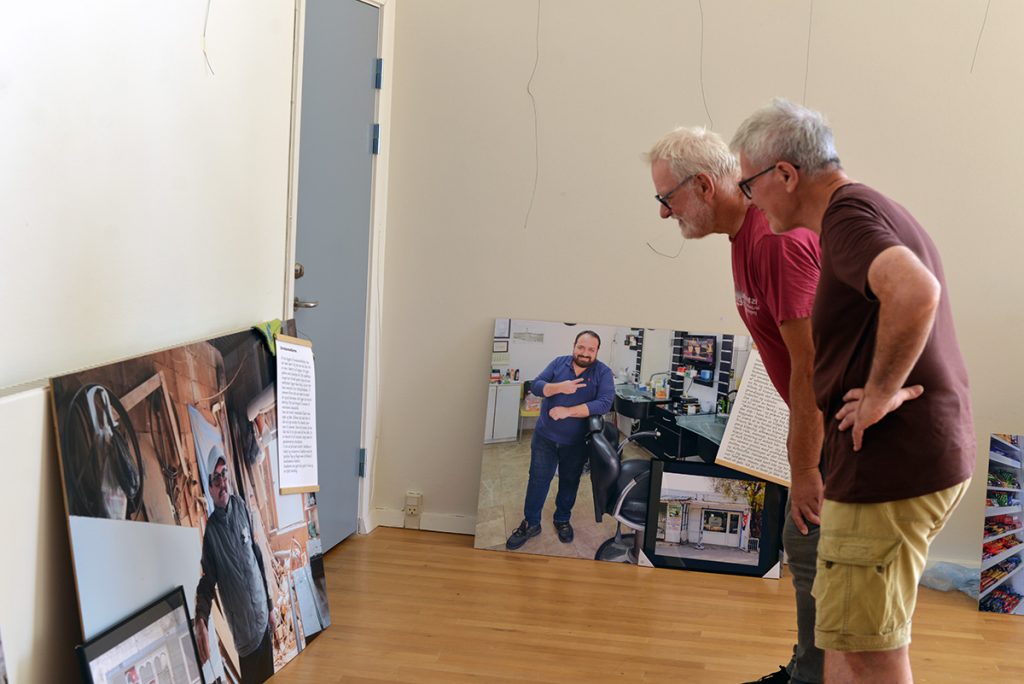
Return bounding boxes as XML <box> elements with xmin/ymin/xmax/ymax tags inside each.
<box><xmin>812</xmin><ymin>183</ymin><xmax>975</xmax><ymax>503</ymax></box>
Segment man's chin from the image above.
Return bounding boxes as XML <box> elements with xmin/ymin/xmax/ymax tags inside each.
<box><xmin>678</xmin><ymin>222</ymin><xmax>713</xmax><ymax>240</ymax></box>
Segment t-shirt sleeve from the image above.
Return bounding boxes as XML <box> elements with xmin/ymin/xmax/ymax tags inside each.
<box><xmin>823</xmin><ymin>197</ymin><xmax>904</xmax><ymax>299</ymax></box>
<box><xmin>757</xmin><ymin>229</ymin><xmax>821</xmax><ymax>325</ymax></box>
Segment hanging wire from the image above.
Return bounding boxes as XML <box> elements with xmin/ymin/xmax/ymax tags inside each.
<box><xmin>646</xmin><ymin>239</ymin><xmax>685</xmax><ymax>259</ymax></box>
<box><xmin>970</xmin><ymin>0</ymin><xmax>992</xmax><ymax>74</ymax></box>
<box><xmin>523</xmin><ymin>0</ymin><xmax>542</xmax><ymax>230</ymax></box>
<box><xmin>802</xmin><ymin>0</ymin><xmax>814</xmax><ymax>103</ymax></box>
<box><xmin>696</xmin><ymin>0</ymin><xmax>713</xmax><ymax>130</ymax></box>
<box><xmin>202</xmin><ymin>0</ymin><xmax>216</xmax><ymax>76</ymax></box>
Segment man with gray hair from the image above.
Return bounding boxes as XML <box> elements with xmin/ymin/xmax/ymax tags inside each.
<box><xmin>731</xmin><ymin>99</ymin><xmax>974</xmax><ymax>684</ymax></box>
<box><xmin>648</xmin><ymin>127</ymin><xmax>823</xmax><ymax>684</ymax></box>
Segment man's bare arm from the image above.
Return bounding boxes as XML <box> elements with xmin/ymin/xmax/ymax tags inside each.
<box><xmin>778</xmin><ymin>317</ymin><xmax>824</xmax><ymax>533</ymax></box>
<box><xmin>836</xmin><ymin>245</ymin><xmax>938</xmax><ymax>450</ymax></box>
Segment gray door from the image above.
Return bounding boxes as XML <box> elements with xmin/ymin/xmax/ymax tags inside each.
<box><xmin>294</xmin><ymin>0</ymin><xmax>379</xmax><ymax>550</ymax></box>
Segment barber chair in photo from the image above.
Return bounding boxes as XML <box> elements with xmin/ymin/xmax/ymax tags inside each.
<box><xmin>586</xmin><ymin>416</ymin><xmax>659</xmax><ymax>563</ymax></box>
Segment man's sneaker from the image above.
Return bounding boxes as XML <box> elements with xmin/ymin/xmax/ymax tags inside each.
<box><xmin>554</xmin><ymin>520</ymin><xmax>574</xmax><ymax>544</ymax></box>
<box><xmin>742</xmin><ymin>666</ymin><xmax>789</xmax><ymax>684</ymax></box>
<box><xmin>505</xmin><ymin>519</ymin><xmax>541</xmax><ymax>550</ymax></box>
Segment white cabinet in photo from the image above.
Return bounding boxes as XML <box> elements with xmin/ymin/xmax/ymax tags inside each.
<box><xmin>484</xmin><ymin>383</ymin><xmax>521</xmax><ymax>444</ymax></box>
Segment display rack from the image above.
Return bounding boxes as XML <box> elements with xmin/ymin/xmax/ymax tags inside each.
<box><xmin>980</xmin><ymin>434</ymin><xmax>1024</xmax><ymax>613</ymax></box>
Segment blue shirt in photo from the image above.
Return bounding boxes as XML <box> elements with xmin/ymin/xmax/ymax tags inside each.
<box><xmin>531</xmin><ymin>355</ymin><xmax>614</xmax><ymax>445</ymax></box>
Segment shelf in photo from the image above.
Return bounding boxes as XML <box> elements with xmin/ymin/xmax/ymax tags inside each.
<box><xmin>992</xmin><ymin>434</ymin><xmax>1022</xmax><ymax>455</ymax></box>
<box><xmin>983</xmin><ymin>544</ymin><xmax>1024</xmax><ymax>571</ymax></box>
<box><xmin>989</xmin><ymin>452</ymin><xmax>1023</xmax><ymax>469</ymax></box>
<box><xmin>985</xmin><ymin>527</ymin><xmax>1024</xmax><ymax>544</ymax></box>
<box><xmin>988</xmin><ymin>487</ymin><xmax>1023</xmax><ymax>492</ymax></box>
<box><xmin>987</xmin><ymin>505</ymin><xmax>1023</xmax><ymax>516</ymax></box>
<box><xmin>980</xmin><ymin>557</ymin><xmax>1024</xmax><ymax>601</ymax></box>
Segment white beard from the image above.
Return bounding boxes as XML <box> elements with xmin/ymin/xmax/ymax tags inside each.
<box><xmin>674</xmin><ymin>198</ymin><xmax>715</xmax><ymax>239</ymax></box>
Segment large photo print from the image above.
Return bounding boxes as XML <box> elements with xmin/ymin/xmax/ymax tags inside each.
<box><xmin>52</xmin><ymin>326</ymin><xmax>330</xmax><ymax>683</ymax></box>
<box><xmin>474</xmin><ymin>318</ymin><xmax>762</xmax><ymax>568</ymax></box>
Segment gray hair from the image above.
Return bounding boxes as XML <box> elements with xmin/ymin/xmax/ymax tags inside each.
<box><xmin>646</xmin><ymin>126</ymin><xmax>739</xmax><ymax>184</ymax></box>
<box><xmin>730</xmin><ymin>98</ymin><xmax>841</xmax><ymax>174</ymax></box>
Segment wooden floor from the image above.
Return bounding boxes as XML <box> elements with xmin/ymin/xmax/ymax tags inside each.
<box><xmin>273</xmin><ymin>527</ymin><xmax>1023</xmax><ymax>683</ymax></box>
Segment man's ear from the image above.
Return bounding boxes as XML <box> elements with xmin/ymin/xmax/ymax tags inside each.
<box><xmin>778</xmin><ymin>162</ymin><xmax>800</xmax><ymax>193</ymax></box>
<box><xmin>694</xmin><ymin>172</ymin><xmax>716</xmax><ymax>200</ymax></box>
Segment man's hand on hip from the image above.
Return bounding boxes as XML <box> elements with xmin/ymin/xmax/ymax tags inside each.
<box><xmin>835</xmin><ymin>385</ymin><xmax>924</xmax><ymax>452</ymax></box>
<box><xmin>789</xmin><ymin>467</ymin><xmax>823</xmax><ymax>534</ymax></box>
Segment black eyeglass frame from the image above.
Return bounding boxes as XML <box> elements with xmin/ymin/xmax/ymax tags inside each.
<box><xmin>655</xmin><ymin>174</ymin><xmax>695</xmax><ymax>211</ymax></box>
<box><xmin>738</xmin><ymin>162</ymin><xmax>800</xmax><ymax>200</ymax></box>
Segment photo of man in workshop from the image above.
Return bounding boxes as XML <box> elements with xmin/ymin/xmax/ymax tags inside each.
<box><xmin>51</xmin><ymin>326</ymin><xmax>331</xmax><ymax>684</ymax></box>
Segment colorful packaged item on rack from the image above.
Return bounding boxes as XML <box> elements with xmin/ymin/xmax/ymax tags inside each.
<box><xmin>981</xmin><ymin>555</ymin><xmax>1022</xmax><ymax>593</ymax></box>
<box><xmin>983</xmin><ymin>535</ymin><xmax>1022</xmax><ymax>559</ymax></box>
<box><xmin>980</xmin><ymin>587</ymin><xmax>1023</xmax><ymax>614</ymax></box>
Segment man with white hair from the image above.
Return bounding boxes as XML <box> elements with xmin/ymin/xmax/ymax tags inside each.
<box><xmin>647</xmin><ymin>127</ymin><xmax>823</xmax><ymax>684</ymax></box>
<box><xmin>730</xmin><ymin>99</ymin><xmax>974</xmax><ymax>684</ymax></box>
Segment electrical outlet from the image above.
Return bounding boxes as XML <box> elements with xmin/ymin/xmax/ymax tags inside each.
<box><xmin>404</xmin><ymin>491</ymin><xmax>422</xmax><ymax>529</ymax></box>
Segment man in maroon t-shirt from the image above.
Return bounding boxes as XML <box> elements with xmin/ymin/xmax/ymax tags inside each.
<box><xmin>648</xmin><ymin>127</ymin><xmax>823</xmax><ymax>684</ymax></box>
<box><xmin>731</xmin><ymin>99</ymin><xmax>974</xmax><ymax>684</ymax></box>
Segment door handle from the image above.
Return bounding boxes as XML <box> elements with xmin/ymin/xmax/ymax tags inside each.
<box><xmin>294</xmin><ymin>296</ymin><xmax>319</xmax><ymax>309</ymax></box>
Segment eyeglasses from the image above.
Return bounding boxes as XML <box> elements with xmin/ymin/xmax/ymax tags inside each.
<box><xmin>738</xmin><ymin>163</ymin><xmax>800</xmax><ymax>200</ymax></box>
<box><xmin>209</xmin><ymin>470</ymin><xmax>227</xmax><ymax>486</ymax></box>
<box><xmin>655</xmin><ymin>174</ymin><xmax>695</xmax><ymax>211</ymax></box>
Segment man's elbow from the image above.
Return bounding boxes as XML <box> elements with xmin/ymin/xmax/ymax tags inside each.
<box><xmin>910</xmin><ymin>272</ymin><xmax>941</xmax><ymax>316</ymax></box>
<box><xmin>886</xmin><ymin>269</ymin><xmax>940</xmax><ymax>318</ymax></box>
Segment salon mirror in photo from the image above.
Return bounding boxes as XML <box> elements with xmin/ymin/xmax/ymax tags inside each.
<box><xmin>474</xmin><ymin>317</ymin><xmax>764</xmax><ymax>570</ymax></box>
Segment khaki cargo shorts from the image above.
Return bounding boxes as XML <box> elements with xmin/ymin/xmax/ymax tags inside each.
<box><xmin>812</xmin><ymin>479</ymin><xmax>970</xmax><ymax>652</ymax></box>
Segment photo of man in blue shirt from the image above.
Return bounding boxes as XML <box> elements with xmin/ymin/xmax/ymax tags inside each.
<box><xmin>506</xmin><ymin>331</ymin><xmax>615</xmax><ymax>550</ymax></box>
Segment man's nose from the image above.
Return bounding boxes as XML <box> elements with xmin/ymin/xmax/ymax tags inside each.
<box><xmin>660</xmin><ymin>204</ymin><xmax>671</xmax><ymax>219</ymax></box>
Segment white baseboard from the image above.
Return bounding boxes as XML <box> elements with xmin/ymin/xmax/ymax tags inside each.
<box><xmin>357</xmin><ymin>512</ymin><xmax>379</xmax><ymax>535</ymax></box>
<box><xmin>371</xmin><ymin>507</ymin><xmax>404</xmax><ymax>529</ymax></box>
<box><xmin>372</xmin><ymin>507</ymin><xmax>475</xmax><ymax>536</ymax></box>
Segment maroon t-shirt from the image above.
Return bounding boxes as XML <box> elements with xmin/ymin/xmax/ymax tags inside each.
<box><xmin>731</xmin><ymin>206</ymin><xmax>821</xmax><ymax>405</ymax></box>
<box><xmin>813</xmin><ymin>183</ymin><xmax>975</xmax><ymax>503</ymax></box>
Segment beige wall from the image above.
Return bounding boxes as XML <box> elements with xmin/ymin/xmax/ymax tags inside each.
<box><xmin>0</xmin><ymin>0</ymin><xmax>295</xmax><ymax>391</ymax></box>
<box><xmin>373</xmin><ymin>0</ymin><xmax>1024</xmax><ymax>564</ymax></box>
<box><xmin>0</xmin><ymin>387</ymin><xmax>80</xmax><ymax>682</ymax></box>
<box><xmin>1</xmin><ymin>3</ymin><xmax>297</xmax><ymax>680</ymax></box>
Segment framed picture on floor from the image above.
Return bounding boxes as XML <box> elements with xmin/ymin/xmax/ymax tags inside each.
<box><xmin>642</xmin><ymin>459</ymin><xmax>785</xmax><ymax>578</ymax></box>
<box><xmin>76</xmin><ymin>586</ymin><xmax>203</xmax><ymax>684</ymax></box>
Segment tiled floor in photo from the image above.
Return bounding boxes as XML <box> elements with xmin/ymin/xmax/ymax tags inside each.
<box><xmin>474</xmin><ymin>429</ymin><xmax>651</xmax><ymax>562</ymax></box>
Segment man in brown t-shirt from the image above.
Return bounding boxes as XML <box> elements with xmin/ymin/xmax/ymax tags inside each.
<box><xmin>730</xmin><ymin>99</ymin><xmax>974</xmax><ymax>684</ymax></box>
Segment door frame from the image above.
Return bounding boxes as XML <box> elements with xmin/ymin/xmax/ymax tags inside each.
<box><xmin>282</xmin><ymin>0</ymin><xmax>396</xmax><ymax>536</ymax></box>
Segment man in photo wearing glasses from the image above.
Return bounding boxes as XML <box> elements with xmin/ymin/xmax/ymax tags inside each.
<box><xmin>730</xmin><ymin>99</ymin><xmax>973</xmax><ymax>684</ymax></box>
<box><xmin>647</xmin><ymin>127</ymin><xmax>823</xmax><ymax>684</ymax></box>
<box><xmin>194</xmin><ymin>444</ymin><xmax>277</xmax><ymax>683</ymax></box>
